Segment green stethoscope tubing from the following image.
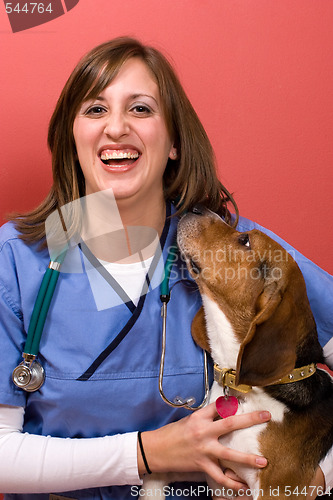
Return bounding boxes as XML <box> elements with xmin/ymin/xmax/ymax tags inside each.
<box><xmin>13</xmin><ymin>245</ymin><xmax>210</xmax><ymax>409</ymax></box>
<box><xmin>160</xmin><ymin>244</ymin><xmax>177</xmax><ymax>298</ymax></box>
<box><xmin>25</xmin><ymin>253</ymin><xmax>66</xmax><ymax>355</ymax></box>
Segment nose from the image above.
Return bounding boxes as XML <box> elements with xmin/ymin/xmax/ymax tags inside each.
<box><xmin>103</xmin><ymin>111</ymin><xmax>130</xmax><ymax>139</ymax></box>
<box><xmin>191</xmin><ymin>204</ymin><xmax>206</xmax><ymax>215</ymax></box>
<box><xmin>190</xmin><ymin>205</ymin><xmax>223</xmax><ymax>223</ymax></box>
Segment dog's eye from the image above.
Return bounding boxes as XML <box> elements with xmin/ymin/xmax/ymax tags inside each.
<box><xmin>238</xmin><ymin>233</ymin><xmax>251</xmax><ymax>248</ymax></box>
<box><xmin>189</xmin><ymin>259</ymin><xmax>201</xmax><ymax>275</ymax></box>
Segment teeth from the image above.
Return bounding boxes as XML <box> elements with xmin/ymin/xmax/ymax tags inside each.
<box><xmin>100</xmin><ymin>151</ymin><xmax>139</xmax><ymax>160</ymax></box>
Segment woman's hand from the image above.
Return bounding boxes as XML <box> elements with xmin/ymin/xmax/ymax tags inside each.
<box><xmin>212</xmin><ymin>469</ymin><xmax>252</xmax><ymax>499</ymax></box>
<box><xmin>138</xmin><ymin>402</ymin><xmax>270</xmax><ymax>490</ymax></box>
<box><xmin>211</xmin><ymin>464</ymin><xmax>326</xmax><ymax>500</ymax></box>
<box><xmin>306</xmin><ymin>467</ymin><xmax>326</xmax><ymax>499</ymax></box>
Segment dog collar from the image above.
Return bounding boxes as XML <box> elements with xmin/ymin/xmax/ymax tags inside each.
<box><xmin>214</xmin><ymin>363</ymin><xmax>317</xmax><ymax>394</ymax></box>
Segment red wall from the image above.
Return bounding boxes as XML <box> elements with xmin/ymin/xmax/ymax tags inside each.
<box><xmin>0</xmin><ymin>0</ymin><xmax>332</xmax><ymax>277</ymax></box>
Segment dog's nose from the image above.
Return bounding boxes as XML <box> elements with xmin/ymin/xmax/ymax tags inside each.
<box><xmin>191</xmin><ymin>204</ymin><xmax>205</xmax><ymax>215</ymax></box>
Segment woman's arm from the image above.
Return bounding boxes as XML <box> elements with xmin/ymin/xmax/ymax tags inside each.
<box><xmin>0</xmin><ymin>404</ymin><xmax>141</xmax><ymax>493</ymax></box>
<box><xmin>0</xmin><ymin>403</ymin><xmax>270</xmax><ymax>494</ymax></box>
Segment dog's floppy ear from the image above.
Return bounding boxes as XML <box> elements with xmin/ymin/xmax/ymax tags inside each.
<box><xmin>236</xmin><ymin>282</ymin><xmax>297</xmax><ymax>387</ymax></box>
<box><xmin>191</xmin><ymin>307</ymin><xmax>211</xmax><ymax>353</ymax></box>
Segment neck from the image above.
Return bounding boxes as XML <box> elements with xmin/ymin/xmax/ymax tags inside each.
<box><xmin>116</xmin><ymin>195</ymin><xmax>166</xmax><ymax>238</ymax></box>
<box><xmin>80</xmin><ymin>190</ymin><xmax>166</xmax><ymax>263</ymax></box>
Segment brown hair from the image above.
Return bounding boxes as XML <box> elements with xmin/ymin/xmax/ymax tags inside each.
<box><xmin>11</xmin><ymin>36</ymin><xmax>238</xmax><ymax>243</ymax></box>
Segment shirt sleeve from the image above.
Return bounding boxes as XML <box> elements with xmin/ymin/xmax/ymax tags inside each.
<box><xmin>0</xmin><ymin>404</ymin><xmax>142</xmax><ymax>494</ymax></box>
<box><xmin>0</xmin><ymin>231</ymin><xmax>31</xmax><ymax>407</ymax></box>
<box><xmin>320</xmin><ymin>340</ymin><xmax>333</xmax><ymax>490</ymax></box>
<box><xmin>323</xmin><ymin>338</ymin><xmax>333</xmax><ymax>371</ymax></box>
<box><xmin>0</xmin><ymin>280</ymin><xmax>28</xmax><ymax>406</ymax></box>
<box><xmin>321</xmin><ymin>448</ymin><xmax>333</xmax><ymax>491</ymax></box>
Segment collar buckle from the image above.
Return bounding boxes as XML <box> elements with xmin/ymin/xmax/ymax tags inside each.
<box><xmin>213</xmin><ymin>365</ymin><xmax>253</xmax><ymax>394</ymax></box>
<box><xmin>213</xmin><ymin>363</ymin><xmax>317</xmax><ymax>394</ymax></box>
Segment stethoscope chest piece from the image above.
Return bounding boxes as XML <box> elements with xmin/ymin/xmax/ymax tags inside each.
<box><xmin>12</xmin><ymin>355</ymin><xmax>45</xmax><ymax>392</ymax></box>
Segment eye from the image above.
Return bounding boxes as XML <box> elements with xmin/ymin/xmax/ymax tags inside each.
<box><xmin>84</xmin><ymin>105</ymin><xmax>107</xmax><ymax>116</ymax></box>
<box><xmin>189</xmin><ymin>258</ymin><xmax>201</xmax><ymax>276</ymax></box>
<box><xmin>130</xmin><ymin>104</ymin><xmax>152</xmax><ymax>116</ymax></box>
<box><xmin>238</xmin><ymin>233</ymin><xmax>251</xmax><ymax>249</ymax></box>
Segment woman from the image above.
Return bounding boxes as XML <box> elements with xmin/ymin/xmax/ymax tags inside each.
<box><xmin>0</xmin><ymin>37</ymin><xmax>331</xmax><ymax>499</ymax></box>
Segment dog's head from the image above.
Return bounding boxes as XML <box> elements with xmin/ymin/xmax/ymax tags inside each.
<box><xmin>177</xmin><ymin>208</ymin><xmax>316</xmax><ymax>387</ymax></box>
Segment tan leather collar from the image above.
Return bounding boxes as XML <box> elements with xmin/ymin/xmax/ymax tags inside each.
<box><xmin>214</xmin><ymin>363</ymin><xmax>317</xmax><ymax>394</ymax></box>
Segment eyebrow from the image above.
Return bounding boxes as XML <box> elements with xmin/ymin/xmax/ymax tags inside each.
<box><xmin>131</xmin><ymin>93</ymin><xmax>158</xmax><ymax>104</ymax></box>
<box><xmin>93</xmin><ymin>93</ymin><xmax>159</xmax><ymax>105</ymax></box>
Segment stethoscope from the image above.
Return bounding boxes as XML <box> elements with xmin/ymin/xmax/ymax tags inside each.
<box><xmin>159</xmin><ymin>245</ymin><xmax>209</xmax><ymax>411</ymax></box>
<box><xmin>12</xmin><ymin>244</ymin><xmax>210</xmax><ymax>410</ymax></box>
<box><xmin>12</xmin><ymin>250</ymin><xmax>67</xmax><ymax>392</ymax></box>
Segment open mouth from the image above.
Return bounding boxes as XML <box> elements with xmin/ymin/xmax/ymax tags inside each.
<box><xmin>99</xmin><ymin>149</ymin><xmax>140</xmax><ymax>168</ymax></box>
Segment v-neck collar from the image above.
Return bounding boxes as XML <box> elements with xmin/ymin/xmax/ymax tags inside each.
<box><xmin>79</xmin><ymin>202</ymin><xmax>172</xmax><ymax>314</ymax></box>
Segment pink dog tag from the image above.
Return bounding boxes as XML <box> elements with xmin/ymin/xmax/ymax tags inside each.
<box><xmin>216</xmin><ymin>396</ymin><xmax>239</xmax><ymax>418</ymax></box>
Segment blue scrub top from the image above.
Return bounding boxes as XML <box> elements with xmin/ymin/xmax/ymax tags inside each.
<box><xmin>0</xmin><ymin>204</ymin><xmax>332</xmax><ymax>500</ymax></box>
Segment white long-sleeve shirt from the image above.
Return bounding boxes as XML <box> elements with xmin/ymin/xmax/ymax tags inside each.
<box><xmin>0</xmin><ymin>405</ymin><xmax>142</xmax><ymax>494</ymax></box>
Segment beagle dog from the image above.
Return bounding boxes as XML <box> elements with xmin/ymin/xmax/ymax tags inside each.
<box><xmin>176</xmin><ymin>208</ymin><xmax>333</xmax><ymax>499</ymax></box>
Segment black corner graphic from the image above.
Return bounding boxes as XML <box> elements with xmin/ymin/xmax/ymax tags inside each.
<box><xmin>4</xmin><ymin>0</ymin><xmax>80</xmax><ymax>33</ymax></box>
<box><xmin>64</xmin><ymin>0</ymin><xmax>79</xmax><ymax>12</ymax></box>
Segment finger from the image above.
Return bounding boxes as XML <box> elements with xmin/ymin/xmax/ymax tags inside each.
<box><xmin>224</xmin><ymin>468</ymin><xmax>248</xmax><ymax>485</ymax></box>
<box><xmin>213</xmin><ymin>411</ymin><xmax>271</xmax><ymax>436</ymax></box>
<box><xmin>211</xmin><ymin>441</ymin><xmax>267</xmax><ymax>468</ymax></box>
<box><xmin>204</xmin><ymin>462</ymin><xmax>249</xmax><ymax>491</ymax></box>
<box><xmin>212</xmin><ymin>496</ymin><xmax>235</xmax><ymax>500</ymax></box>
<box><xmin>238</xmin><ymin>490</ymin><xmax>253</xmax><ymax>499</ymax></box>
<box><xmin>196</xmin><ymin>401</ymin><xmax>222</xmax><ymax>419</ymax></box>
<box><xmin>223</xmin><ymin>469</ymin><xmax>253</xmax><ymax>497</ymax></box>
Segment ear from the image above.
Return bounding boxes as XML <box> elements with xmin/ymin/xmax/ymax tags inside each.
<box><xmin>191</xmin><ymin>307</ymin><xmax>211</xmax><ymax>353</ymax></box>
<box><xmin>168</xmin><ymin>146</ymin><xmax>178</xmax><ymax>160</ymax></box>
<box><xmin>236</xmin><ymin>283</ymin><xmax>297</xmax><ymax>387</ymax></box>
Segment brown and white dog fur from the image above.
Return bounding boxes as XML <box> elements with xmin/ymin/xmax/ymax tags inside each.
<box><xmin>174</xmin><ymin>208</ymin><xmax>333</xmax><ymax>499</ymax></box>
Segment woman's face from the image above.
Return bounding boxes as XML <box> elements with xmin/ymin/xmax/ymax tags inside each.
<box><xmin>73</xmin><ymin>57</ymin><xmax>176</xmax><ymax>204</ymax></box>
